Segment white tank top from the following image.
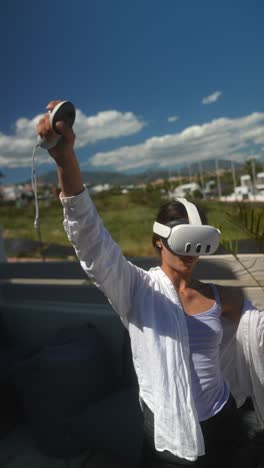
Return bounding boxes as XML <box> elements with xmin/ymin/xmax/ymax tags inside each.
<box><xmin>185</xmin><ymin>284</ymin><xmax>230</xmax><ymax>421</ymax></box>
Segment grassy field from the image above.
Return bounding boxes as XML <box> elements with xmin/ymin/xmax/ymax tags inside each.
<box><xmin>1</xmin><ymin>190</ymin><xmax>264</xmax><ymax>258</ymax></box>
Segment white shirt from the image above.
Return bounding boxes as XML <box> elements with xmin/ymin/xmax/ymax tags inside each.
<box><xmin>61</xmin><ymin>187</ymin><xmax>264</xmax><ymax>461</ymax></box>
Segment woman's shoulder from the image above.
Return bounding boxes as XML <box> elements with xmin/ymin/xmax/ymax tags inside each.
<box><xmin>213</xmin><ymin>284</ymin><xmax>245</xmax><ymax>323</ymax></box>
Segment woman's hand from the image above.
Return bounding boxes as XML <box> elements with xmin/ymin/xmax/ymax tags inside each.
<box><xmin>36</xmin><ymin>100</ymin><xmax>84</xmax><ymax>196</ymax></box>
<box><xmin>36</xmin><ymin>100</ymin><xmax>75</xmax><ymax>164</ymax></box>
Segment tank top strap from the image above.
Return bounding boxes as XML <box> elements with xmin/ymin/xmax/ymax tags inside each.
<box><xmin>208</xmin><ymin>283</ymin><xmax>221</xmax><ymax>306</ymax></box>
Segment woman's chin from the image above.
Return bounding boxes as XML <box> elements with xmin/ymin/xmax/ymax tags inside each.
<box><xmin>179</xmin><ymin>256</ymin><xmax>198</xmax><ymax>267</ymax></box>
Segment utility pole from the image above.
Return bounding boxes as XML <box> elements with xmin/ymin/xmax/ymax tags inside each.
<box><xmin>188</xmin><ymin>163</ymin><xmax>192</xmax><ymax>180</ymax></box>
<box><xmin>177</xmin><ymin>167</ymin><xmax>182</xmax><ymax>185</ymax></box>
<box><xmin>215</xmin><ymin>159</ymin><xmax>222</xmax><ymax>199</ymax></box>
<box><xmin>231</xmin><ymin>157</ymin><xmax>237</xmax><ymax>199</ymax></box>
<box><xmin>198</xmin><ymin>161</ymin><xmax>205</xmax><ymax>199</ymax></box>
<box><xmin>251</xmin><ymin>158</ymin><xmax>256</xmax><ymax>197</ymax></box>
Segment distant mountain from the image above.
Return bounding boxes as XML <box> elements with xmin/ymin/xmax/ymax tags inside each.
<box><xmin>36</xmin><ymin>169</ymin><xmax>173</xmax><ymax>186</ymax></box>
<box><xmin>35</xmin><ymin>159</ymin><xmax>244</xmax><ymax>186</ymax></box>
<box><xmin>37</xmin><ymin>169</ymin><xmax>160</xmax><ymax>186</ymax></box>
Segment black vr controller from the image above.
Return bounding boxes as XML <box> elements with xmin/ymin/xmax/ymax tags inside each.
<box><xmin>37</xmin><ymin>101</ymin><xmax>76</xmax><ymax>150</ymax></box>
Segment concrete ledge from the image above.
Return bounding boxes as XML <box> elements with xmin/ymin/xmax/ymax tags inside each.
<box><xmin>1</xmin><ymin>255</ymin><xmax>263</xmax><ymax>284</ymax></box>
<box><xmin>0</xmin><ymin>255</ymin><xmax>263</xmax><ymax>308</ymax></box>
<box><xmin>193</xmin><ymin>254</ymin><xmax>264</xmax><ymax>287</ymax></box>
<box><xmin>243</xmin><ymin>287</ymin><xmax>264</xmax><ymax>310</ymax></box>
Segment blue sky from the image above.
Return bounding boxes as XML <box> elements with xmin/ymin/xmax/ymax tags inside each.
<box><xmin>1</xmin><ymin>0</ymin><xmax>264</xmax><ymax>183</ymax></box>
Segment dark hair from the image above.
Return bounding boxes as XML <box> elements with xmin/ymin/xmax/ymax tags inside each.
<box><xmin>152</xmin><ymin>200</ymin><xmax>208</xmax><ymax>252</ymax></box>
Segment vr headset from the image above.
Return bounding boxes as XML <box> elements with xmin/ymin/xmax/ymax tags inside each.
<box><xmin>153</xmin><ymin>198</ymin><xmax>221</xmax><ymax>256</ymax></box>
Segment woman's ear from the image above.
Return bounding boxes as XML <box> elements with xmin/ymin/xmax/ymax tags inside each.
<box><xmin>156</xmin><ymin>241</ymin><xmax>162</xmax><ymax>249</ymax></box>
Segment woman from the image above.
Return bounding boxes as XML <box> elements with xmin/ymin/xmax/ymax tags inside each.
<box><xmin>36</xmin><ymin>101</ymin><xmax>263</xmax><ymax>468</ymax></box>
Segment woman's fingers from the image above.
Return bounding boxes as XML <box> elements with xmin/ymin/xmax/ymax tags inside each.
<box><xmin>46</xmin><ymin>100</ymin><xmax>61</xmax><ymax>112</ymax></box>
<box><xmin>36</xmin><ymin>113</ymin><xmax>52</xmax><ymax>136</ymax></box>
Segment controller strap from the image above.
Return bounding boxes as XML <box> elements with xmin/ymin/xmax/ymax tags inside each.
<box><xmin>32</xmin><ymin>142</ymin><xmax>40</xmax><ymax>229</ymax></box>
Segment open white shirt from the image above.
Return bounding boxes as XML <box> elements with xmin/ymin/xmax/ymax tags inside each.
<box><xmin>61</xmin><ymin>187</ymin><xmax>264</xmax><ymax>461</ymax></box>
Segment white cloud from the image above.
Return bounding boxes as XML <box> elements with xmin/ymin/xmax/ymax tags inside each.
<box><xmin>0</xmin><ymin>108</ymin><xmax>145</xmax><ymax>168</ymax></box>
<box><xmin>74</xmin><ymin>109</ymin><xmax>145</xmax><ymax>148</ymax></box>
<box><xmin>88</xmin><ymin>112</ymin><xmax>264</xmax><ymax>172</ymax></box>
<box><xmin>1</xmin><ymin>109</ymin><xmax>264</xmax><ymax>176</ymax></box>
<box><xmin>168</xmin><ymin>115</ymin><xmax>179</xmax><ymax>123</ymax></box>
<box><xmin>202</xmin><ymin>90</ymin><xmax>222</xmax><ymax>105</ymax></box>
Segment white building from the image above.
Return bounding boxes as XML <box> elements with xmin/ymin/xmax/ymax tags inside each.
<box><xmin>221</xmin><ymin>172</ymin><xmax>264</xmax><ymax>202</ymax></box>
<box><xmin>240</xmin><ymin>174</ymin><xmax>252</xmax><ymax>189</ymax></box>
<box><xmin>256</xmin><ymin>172</ymin><xmax>264</xmax><ymax>193</ymax></box>
<box><xmin>90</xmin><ymin>184</ymin><xmax>112</xmax><ymax>194</ymax></box>
<box><xmin>168</xmin><ymin>182</ymin><xmax>201</xmax><ymax>200</ymax></box>
<box><xmin>0</xmin><ymin>185</ymin><xmax>23</xmax><ymax>201</ymax></box>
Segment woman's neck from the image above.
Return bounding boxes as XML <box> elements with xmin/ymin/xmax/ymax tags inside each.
<box><xmin>161</xmin><ymin>264</ymin><xmax>194</xmax><ymax>292</ymax></box>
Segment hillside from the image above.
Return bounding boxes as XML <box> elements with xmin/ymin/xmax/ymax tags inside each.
<box><xmin>36</xmin><ymin>159</ymin><xmax>243</xmax><ymax>186</ymax></box>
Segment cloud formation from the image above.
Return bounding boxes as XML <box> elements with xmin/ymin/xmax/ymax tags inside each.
<box><xmin>168</xmin><ymin>115</ymin><xmax>179</xmax><ymax>123</ymax></box>
<box><xmin>202</xmin><ymin>91</ymin><xmax>222</xmax><ymax>105</ymax></box>
<box><xmin>1</xmin><ymin>109</ymin><xmax>264</xmax><ymax>176</ymax></box>
<box><xmin>0</xmin><ymin>108</ymin><xmax>145</xmax><ymax>168</ymax></box>
<box><xmin>75</xmin><ymin>109</ymin><xmax>145</xmax><ymax>148</ymax></box>
<box><xmin>88</xmin><ymin>112</ymin><xmax>264</xmax><ymax>172</ymax></box>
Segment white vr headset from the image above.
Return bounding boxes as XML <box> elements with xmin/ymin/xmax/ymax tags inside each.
<box><xmin>153</xmin><ymin>198</ymin><xmax>221</xmax><ymax>256</ymax></box>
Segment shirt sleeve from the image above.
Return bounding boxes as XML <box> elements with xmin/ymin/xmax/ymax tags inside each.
<box><xmin>60</xmin><ymin>186</ymin><xmax>146</xmax><ymax>319</ymax></box>
<box><xmin>240</xmin><ymin>299</ymin><xmax>264</xmax><ymax>427</ymax></box>
<box><xmin>242</xmin><ymin>299</ymin><xmax>264</xmax><ymax>352</ymax></box>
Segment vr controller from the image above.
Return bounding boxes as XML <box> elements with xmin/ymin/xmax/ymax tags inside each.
<box><xmin>153</xmin><ymin>198</ymin><xmax>221</xmax><ymax>256</ymax></box>
<box><xmin>37</xmin><ymin>101</ymin><xmax>76</xmax><ymax>150</ymax></box>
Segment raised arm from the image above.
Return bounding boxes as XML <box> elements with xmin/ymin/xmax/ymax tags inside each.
<box><xmin>36</xmin><ymin>101</ymin><xmax>145</xmax><ymax>319</ymax></box>
<box><xmin>36</xmin><ymin>100</ymin><xmax>84</xmax><ymax>197</ymax></box>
